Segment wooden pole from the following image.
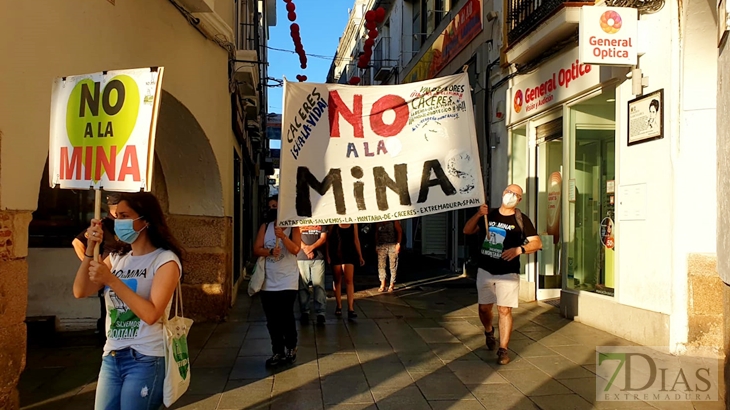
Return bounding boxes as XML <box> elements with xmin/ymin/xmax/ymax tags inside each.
<box><xmin>93</xmin><ymin>189</ymin><xmax>102</xmax><ymax>260</ymax></box>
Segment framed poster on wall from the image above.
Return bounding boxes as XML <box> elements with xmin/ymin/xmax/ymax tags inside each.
<box><xmin>628</xmin><ymin>89</ymin><xmax>664</xmax><ymax>146</ymax></box>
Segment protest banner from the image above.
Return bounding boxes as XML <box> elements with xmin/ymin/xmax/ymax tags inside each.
<box><xmin>48</xmin><ymin>67</ymin><xmax>164</xmax><ymax>257</ymax></box>
<box><xmin>278</xmin><ymin>72</ymin><xmax>484</xmax><ymax>227</ymax></box>
<box><xmin>49</xmin><ymin>67</ymin><xmax>164</xmax><ymax>192</ymax></box>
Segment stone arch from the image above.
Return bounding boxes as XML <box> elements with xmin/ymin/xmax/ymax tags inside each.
<box><xmin>155</xmin><ymin>90</ymin><xmax>224</xmax><ymax>217</ymax></box>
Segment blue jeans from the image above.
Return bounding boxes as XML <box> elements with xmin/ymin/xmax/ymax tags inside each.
<box><xmin>297</xmin><ymin>260</ymin><xmax>326</xmax><ymax>315</ymax></box>
<box><xmin>95</xmin><ymin>348</ymin><xmax>165</xmax><ymax>410</ymax></box>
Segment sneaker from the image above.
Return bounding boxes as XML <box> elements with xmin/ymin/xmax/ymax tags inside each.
<box><xmin>300</xmin><ymin>313</ymin><xmax>310</xmax><ymax>325</ymax></box>
<box><xmin>265</xmin><ymin>353</ymin><xmax>285</xmax><ymax>367</ymax></box>
<box><xmin>484</xmin><ymin>329</ymin><xmax>497</xmax><ymax>351</ymax></box>
<box><xmin>316</xmin><ymin>314</ymin><xmax>326</xmax><ymax>325</ymax></box>
<box><xmin>497</xmin><ymin>348</ymin><xmax>510</xmax><ymax>365</ymax></box>
<box><xmin>285</xmin><ymin>347</ymin><xmax>298</xmax><ymax>364</ymax></box>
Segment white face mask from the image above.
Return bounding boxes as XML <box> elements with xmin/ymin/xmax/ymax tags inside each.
<box><xmin>502</xmin><ymin>192</ymin><xmax>519</xmax><ymax>208</ymax></box>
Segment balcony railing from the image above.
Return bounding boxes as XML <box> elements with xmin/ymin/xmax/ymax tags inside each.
<box><xmin>506</xmin><ymin>0</ymin><xmax>567</xmax><ymax>45</ymax></box>
<box><xmin>373</xmin><ymin>37</ymin><xmax>391</xmax><ymax>74</ymax></box>
<box><xmin>239</xmin><ymin>22</ymin><xmax>259</xmax><ymax>52</ymax></box>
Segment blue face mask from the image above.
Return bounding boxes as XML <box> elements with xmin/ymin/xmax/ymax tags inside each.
<box><xmin>114</xmin><ymin>217</ymin><xmax>145</xmax><ymax>244</ymax></box>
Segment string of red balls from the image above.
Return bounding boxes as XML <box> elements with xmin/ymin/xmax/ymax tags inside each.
<box><xmin>285</xmin><ymin>1</ymin><xmax>386</xmax><ymax>84</ymax></box>
<box><xmin>350</xmin><ymin>7</ymin><xmax>386</xmax><ymax>85</ymax></box>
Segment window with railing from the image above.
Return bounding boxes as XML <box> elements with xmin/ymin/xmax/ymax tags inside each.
<box><xmin>506</xmin><ymin>0</ymin><xmax>570</xmax><ymax>44</ymax></box>
<box><xmin>239</xmin><ymin>22</ymin><xmax>259</xmax><ymax>51</ymax></box>
<box><xmin>373</xmin><ymin>37</ymin><xmax>391</xmax><ymax>73</ymax></box>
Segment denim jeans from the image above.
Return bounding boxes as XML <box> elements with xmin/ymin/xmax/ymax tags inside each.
<box><xmin>95</xmin><ymin>348</ymin><xmax>165</xmax><ymax>410</ymax></box>
<box><xmin>297</xmin><ymin>260</ymin><xmax>326</xmax><ymax>315</ymax></box>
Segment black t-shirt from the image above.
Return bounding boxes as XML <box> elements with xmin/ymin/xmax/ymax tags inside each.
<box><xmin>297</xmin><ymin>225</ymin><xmax>327</xmax><ymax>260</ymax></box>
<box><xmin>74</xmin><ymin>217</ymin><xmax>117</xmax><ymax>260</ymax></box>
<box><xmin>476</xmin><ymin>208</ymin><xmax>537</xmax><ymax>275</ymax></box>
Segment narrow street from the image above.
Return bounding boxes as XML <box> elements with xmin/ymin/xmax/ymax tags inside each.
<box><xmin>19</xmin><ymin>269</ymin><xmax>725</xmax><ymax>410</ymax></box>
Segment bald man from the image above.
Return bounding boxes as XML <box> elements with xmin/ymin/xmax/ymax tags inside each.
<box><xmin>463</xmin><ymin>184</ymin><xmax>542</xmax><ymax>365</ymax></box>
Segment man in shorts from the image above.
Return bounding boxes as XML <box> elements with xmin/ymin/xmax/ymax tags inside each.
<box><xmin>463</xmin><ymin>184</ymin><xmax>542</xmax><ymax>365</ymax></box>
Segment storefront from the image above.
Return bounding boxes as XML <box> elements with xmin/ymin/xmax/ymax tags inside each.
<box><xmin>506</xmin><ymin>46</ymin><xmax>622</xmax><ymax>304</ymax></box>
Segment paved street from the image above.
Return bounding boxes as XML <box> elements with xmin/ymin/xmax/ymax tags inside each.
<box><xmin>19</xmin><ymin>273</ymin><xmax>726</xmax><ymax>410</ymax></box>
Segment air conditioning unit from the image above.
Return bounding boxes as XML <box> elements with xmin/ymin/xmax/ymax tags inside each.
<box><xmin>374</xmin><ymin>67</ymin><xmax>393</xmax><ymax>81</ymax></box>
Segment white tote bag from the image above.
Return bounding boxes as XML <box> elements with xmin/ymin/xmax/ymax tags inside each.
<box><xmin>248</xmin><ymin>223</ymin><xmax>271</xmax><ymax>296</ymax></box>
<box><xmin>247</xmin><ymin>255</ymin><xmax>266</xmax><ymax>296</ymax></box>
<box><xmin>162</xmin><ymin>281</ymin><xmax>194</xmax><ymax>407</ymax></box>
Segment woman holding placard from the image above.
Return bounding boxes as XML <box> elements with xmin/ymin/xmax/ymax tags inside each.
<box><xmin>73</xmin><ymin>192</ymin><xmax>183</xmax><ymax>410</ymax></box>
<box><xmin>253</xmin><ymin>196</ymin><xmax>302</xmax><ymax>367</ymax></box>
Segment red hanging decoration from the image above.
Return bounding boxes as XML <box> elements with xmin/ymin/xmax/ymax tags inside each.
<box><xmin>375</xmin><ymin>7</ymin><xmax>386</xmax><ymax>23</ymax></box>
<box><xmin>349</xmin><ymin>76</ymin><xmax>361</xmax><ymax>85</ymax></box>
<box><xmin>365</xmin><ymin>10</ymin><xmax>376</xmax><ymax>21</ymax></box>
<box><xmin>364</xmin><ymin>38</ymin><xmax>375</xmax><ymax>48</ymax></box>
<box><xmin>296</xmin><ymin>74</ymin><xmax>307</xmax><ymax>82</ymax></box>
<box><xmin>285</xmin><ymin>1</ymin><xmax>307</xmax><ymax>73</ymax></box>
<box><xmin>368</xmin><ymin>29</ymin><xmax>378</xmax><ymax>39</ymax></box>
<box><xmin>365</xmin><ymin>21</ymin><xmax>376</xmax><ymax>31</ymax></box>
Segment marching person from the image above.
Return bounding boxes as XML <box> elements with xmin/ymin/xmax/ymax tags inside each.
<box><xmin>327</xmin><ymin>223</ymin><xmax>364</xmax><ymax>320</ymax></box>
<box><xmin>297</xmin><ymin>224</ymin><xmax>328</xmax><ymax>325</ymax></box>
<box><xmin>462</xmin><ymin>184</ymin><xmax>542</xmax><ymax>365</ymax></box>
<box><xmin>73</xmin><ymin>192</ymin><xmax>183</xmax><ymax>409</ymax></box>
<box><xmin>253</xmin><ymin>196</ymin><xmax>302</xmax><ymax>367</ymax></box>
<box><xmin>375</xmin><ymin>220</ymin><xmax>402</xmax><ymax>293</ymax></box>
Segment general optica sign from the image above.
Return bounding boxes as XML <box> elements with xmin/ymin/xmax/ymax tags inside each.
<box><xmin>579</xmin><ymin>6</ymin><xmax>638</xmax><ymax>66</ymax></box>
<box><xmin>508</xmin><ymin>47</ymin><xmax>599</xmax><ymax>124</ymax></box>
<box><xmin>49</xmin><ymin>68</ymin><xmax>164</xmax><ymax>192</ymax></box>
<box><xmin>404</xmin><ymin>0</ymin><xmax>482</xmax><ymax>83</ymax></box>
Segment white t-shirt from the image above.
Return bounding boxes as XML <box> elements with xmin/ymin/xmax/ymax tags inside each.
<box><xmin>261</xmin><ymin>223</ymin><xmax>299</xmax><ymax>291</ymax></box>
<box><xmin>103</xmin><ymin>248</ymin><xmax>182</xmax><ymax>357</ymax></box>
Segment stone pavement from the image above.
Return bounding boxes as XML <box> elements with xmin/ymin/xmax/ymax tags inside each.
<box><xmin>19</xmin><ymin>274</ymin><xmax>726</xmax><ymax>410</ymax></box>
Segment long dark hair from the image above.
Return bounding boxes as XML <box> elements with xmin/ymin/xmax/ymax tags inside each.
<box><xmin>116</xmin><ymin>192</ymin><xmax>184</xmax><ymax>260</ymax></box>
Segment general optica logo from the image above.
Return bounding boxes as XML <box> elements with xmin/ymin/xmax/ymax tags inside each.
<box><xmin>513</xmin><ymin>89</ymin><xmax>523</xmax><ymax>113</ymax></box>
<box><xmin>600</xmin><ymin>10</ymin><xmax>622</xmax><ymax>34</ymax></box>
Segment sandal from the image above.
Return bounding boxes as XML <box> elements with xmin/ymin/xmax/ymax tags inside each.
<box><xmin>378</xmin><ymin>286</ymin><xmax>386</xmax><ymax>292</ymax></box>
<box><xmin>388</xmin><ymin>284</ymin><xmax>395</xmax><ymax>293</ymax></box>
<box><xmin>335</xmin><ymin>307</ymin><xmax>342</xmax><ymax>316</ymax></box>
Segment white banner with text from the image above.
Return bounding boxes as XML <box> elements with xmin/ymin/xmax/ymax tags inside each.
<box><xmin>278</xmin><ymin>73</ymin><xmax>485</xmax><ymax>227</ymax></box>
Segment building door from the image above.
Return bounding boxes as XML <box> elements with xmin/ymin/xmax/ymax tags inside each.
<box><xmin>421</xmin><ymin>212</ymin><xmax>448</xmax><ymax>257</ymax></box>
<box><xmin>566</xmin><ymin>88</ymin><xmax>616</xmax><ymax>297</ymax></box>
<box><xmin>535</xmin><ymin>119</ymin><xmax>563</xmax><ymax>300</ymax></box>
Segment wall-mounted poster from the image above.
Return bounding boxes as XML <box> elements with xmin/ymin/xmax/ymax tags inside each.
<box><xmin>628</xmin><ymin>89</ymin><xmax>663</xmax><ymax>146</ymax></box>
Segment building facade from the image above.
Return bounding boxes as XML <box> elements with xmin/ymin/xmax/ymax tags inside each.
<box><xmin>495</xmin><ymin>0</ymin><xmax>722</xmax><ymax>354</ymax></box>
<box><xmin>0</xmin><ymin>0</ymin><xmax>274</xmax><ymax>407</ymax></box>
